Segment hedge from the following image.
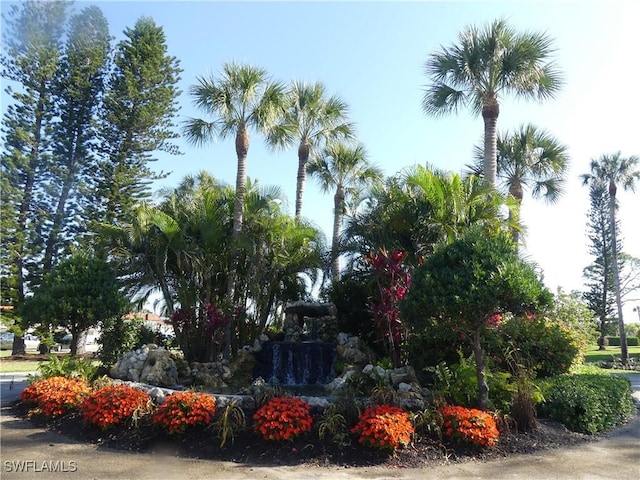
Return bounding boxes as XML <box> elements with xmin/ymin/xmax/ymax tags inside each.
<box><xmin>539</xmin><ymin>374</ymin><xmax>636</xmax><ymax>434</ymax></box>
<box><xmin>606</xmin><ymin>337</ymin><xmax>639</xmax><ymax>347</ymax></box>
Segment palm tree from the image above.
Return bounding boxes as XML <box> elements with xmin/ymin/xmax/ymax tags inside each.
<box><xmin>468</xmin><ymin>123</ymin><xmax>569</xmax><ymax>242</ymax></box>
<box><xmin>422</xmin><ymin>18</ymin><xmax>562</xmax><ymax>186</ymax></box>
<box><xmin>183</xmin><ymin>63</ymin><xmax>286</xmax><ymax>307</ymax></box>
<box><xmin>266</xmin><ymin>80</ymin><xmax>354</xmax><ymax>218</ymax></box>
<box><xmin>308</xmin><ymin>143</ymin><xmax>383</xmax><ymax>280</ymax></box>
<box><xmin>582</xmin><ymin>152</ymin><xmax>639</xmax><ymax>363</ymax></box>
<box><xmin>345</xmin><ymin>165</ymin><xmax>515</xmax><ymax>262</ymax></box>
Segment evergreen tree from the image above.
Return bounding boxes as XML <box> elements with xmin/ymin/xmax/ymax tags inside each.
<box><xmin>91</xmin><ymin>16</ymin><xmax>182</xmax><ymax>235</ymax></box>
<box><xmin>42</xmin><ymin>6</ymin><xmax>111</xmax><ymax>271</ymax></box>
<box><xmin>1</xmin><ymin>0</ymin><xmax>70</xmax><ymax>303</ymax></box>
<box><xmin>583</xmin><ymin>182</ymin><xmax>619</xmax><ymax>348</ymax></box>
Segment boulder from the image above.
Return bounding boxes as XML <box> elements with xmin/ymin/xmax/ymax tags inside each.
<box><xmin>337</xmin><ymin>344</ymin><xmax>368</xmax><ymax>364</ymax></box>
<box><xmin>139</xmin><ymin>348</ymin><xmax>178</xmax><ymax>387</ymax></box>
<box><xmin>388</xmin><ymin>366</ymin><xmax>418</xmax><ymax>387</ymax></box>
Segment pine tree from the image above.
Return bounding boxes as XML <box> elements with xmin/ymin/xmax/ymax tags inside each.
<box><xmin>91</xmin><ymin>16</ymin><xmax>182</xmax><ymax>235</ymax></box>
<box><xmin>42</xmin><ymin>6</ymin><xmax>111</xmax><ymax>271</ymax></box>
<box><xmin>582</xmin><ymin>181</ymin><xmax>621</xmax><ymax>348</ymax></box>
<box><xmin>1</xmin><ymin>0</ymin><xmax>70</xmax><ymax>303</ymax></box>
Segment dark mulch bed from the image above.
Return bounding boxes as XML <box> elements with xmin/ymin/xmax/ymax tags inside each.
<box><xmin>12</xmin><ymin>402</ymin><xmax>599</xmax><ymax>469</ymax></box>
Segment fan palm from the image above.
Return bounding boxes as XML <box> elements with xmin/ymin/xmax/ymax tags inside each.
<box><xmin>582</xmin><ymin>152</ymin><xmax>640</xmax><ymax>363</ymax></box>
<box><xmin>308</xmin><ymin>143</ymin><xmax>383</xmax><ymax>280</ymax></box>
<box><xmin>183</xmin><ymin>62</ymin><xmax>286</xmax><ymax>303</ymax></box>
<box><xmin>422</xmin><ymin>18</ymin><xmax>562</xmax><ymax>186</ymax></box>
<box><xmin>468</xmin><ymin>123</ymin><xmax>569</xmax><ymax>242</ymax></box>
<box><xmin>266</xmin><ymin>81</ymin><xmax>354</xmax><ymax>218</ymax></box>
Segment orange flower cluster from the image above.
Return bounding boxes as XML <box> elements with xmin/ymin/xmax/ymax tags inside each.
<box><xmin>20</xmin><ymin>376</ymin><xmax>90</xmax><ymax>417</ymax></box>
<box><xmin>253</xmin><ymin>397</ymin><xmax>313</xmax><ymax>441</ymax></box>
<box><xmin>350</xmin><ymin>404</ymin><xmax>414</xmax><ymax>450</ymax></box>
<box><xmin>81</xmin><ymin>385</ymin><xmax>152</xmax><ymax>429</ymax></box>
<box><xmin>152</xmin><ymin>391</ymin><xmax>217</xmax><ymax>434</ymax></box>
<box><xmin>438</xmin><ymin>405</ymin><xmax>499</xmax><ymax>447</ymax></box>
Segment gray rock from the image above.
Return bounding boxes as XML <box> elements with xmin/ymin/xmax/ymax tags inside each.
<box><xmin>148</xmin><ymin>387</ymin><xmax>167</xmax><ymax>404</ymax></box>
<box><xmin>398</xmin><ymin>382</ymin><xmax>412</xmax><ymax>393</ymax></box>
<box><xmin>389</xmin><ymin>366</ymin><xmax>417</xmax><ymax>387</ymax></box>
<box><xmin>139</xmin><ymin>349</ymin><xmax>178</xmax><ymax>387</ymax></box>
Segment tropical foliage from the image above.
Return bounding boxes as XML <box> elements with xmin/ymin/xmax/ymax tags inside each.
<box><xmin>422</xmin><ymin>18</ymin><xmax>562</xmax><ymax>186</ymax></box>
<box><xmin>267</xmin><ymin>81</ymin><xmax>354</xmax><ymax>218</ymax></box>
<box><xmin>402</xmin><ymin>228</ymin><xmax>552</xmax><ymax>409</ymax></box>
<box><xmin>105</xmin><ymin>172</ymin><xmax>324</xmax><ymax>362</ymax></box>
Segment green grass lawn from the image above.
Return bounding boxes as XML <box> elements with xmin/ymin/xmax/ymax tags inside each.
<box><xmin>583</xmin><ymin>345</ymin><xmax>640</xmax><ymax>363</ymax></box>
<box><xmin>0</xmin><ymin>350</ymin><xmax>42</xmax><ymax>373</ymax></box>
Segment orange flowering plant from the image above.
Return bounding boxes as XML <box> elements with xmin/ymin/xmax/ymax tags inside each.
<box><xmin>438</xmin><ymin>405</ymin><xmax>499</xmax><ymax>447</ymax></box>
<box><xmin>20</xmin><ymin>376</ymin><xmax>90</xmax><ymax>417</ymax></box>
<box><xmin>351</xmin><ymin>404</ymin><xmax>414</xmax><ymax>450</ymax></box>
<box><xmin>152</xmin><ymin>391</ymin><xmax>217</xmax><ymax>434</ymax></box>
<box><xmin>81</xmin><ymin>384</ymin><xmax>153</xmax><ymax>429</ymax></box>
<box><xmin>253</xmin><ymin>397</ymin><xmax>313</xmax><ymax>441</ymax></box>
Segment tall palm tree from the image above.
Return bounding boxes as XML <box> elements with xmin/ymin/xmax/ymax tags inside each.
<box><xmin>266</xmin><ymin>80</ymin><xmax>354</xmax><ymax>218</ymax></box>
<box><xmin>468</xmin><ymin>123</ymin><xmax>569</xmax><ymax>242</ymax></box>
<box><xmin>422</xmin><ymin>18</ymin><xmax>563</xmax><ymax>186</ymax></box>
<box><xmin>582</xmin><ymin>152</ymin><xmax>640</xmax><ymax>363</ymax></box>
<box><xmin>308</xmin><ymin>143</ymin><xmax>383</xmax><ymax>280</ymax></box>
<box><xmin>183</xmin><ymin>62</ymin><xmax>286</xmax><ymax>307</ymax></box>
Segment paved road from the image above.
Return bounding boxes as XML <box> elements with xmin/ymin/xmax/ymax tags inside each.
<box><xmin>0</xmin><ymin>372</ymin><xmax>31</xmax><ymax>407</ymax></box>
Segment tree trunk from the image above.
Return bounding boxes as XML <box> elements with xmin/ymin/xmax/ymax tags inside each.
<box><xmin>482</xmin><ymin>95</ymin><xmax>500</xmax><ymax>188</ymax></box>
<box><xmin>295</xmin><ymin>141</ymin><xmax>310</xmax><ymax>218</ymax></box>
<box><xmin>508</xmin><ymin>181</ymin><xmax>524</xmax><ymax>244</ymax></box>
<box><xmin>608</xmin><ymin>182</ymin><xmax>627</xmax><ymax>363</ymax></box>
<box><xmin>43</xmin><ymin>120</ymin><xmax>85</xmax><ymax>272</ymax></box>
<box><xmin>473</xmin><ymin>326</ymin><xmax>489</xmax><ymax>410</ymax></box>
<box><xmin>224</xmin><ymin>125</ymin><xmax>249</xmax><ymax>359</ymax></box>
<box><xmin>331</xmin><ymin>187</ymin><xmax>344</xmax><ymax>281</ymax></box>
<box><xmin>11</xmin><ymin>335</ymin><xmax>26</xmax><ymax>356</ymax></box>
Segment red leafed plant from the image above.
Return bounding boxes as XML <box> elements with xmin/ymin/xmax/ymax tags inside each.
<box><xmin>20</xmin><ymin>376</ymin><xmax>90</xmax><ymax>417</ymax></box>
<box><xmin>366</xmin><ymin>248</ymin><xmax>410</xmax><ymax>367</ymax></box>
<box><xmin>351</xmin><ymin>404</ymin><xmax>414</xmax><ymax>450</ymax></box>
<box><xmin>439</xmin><ymin>405</ymin><xmax>500</xmax><ymax>447</ymax></box>
<box><xmin>81</xmin><ymin>384</ymin><xmax>153</xmax><ymax>429</ymax></box>
<box><xmin>253</xmin><ymin>397</ymin><xmax>313</xmax><ymax>441</ymax></box>
<box><xmin>152</xmin><ymin>391</ymin><xmax>217</xmax><ymax>434</ymax></box>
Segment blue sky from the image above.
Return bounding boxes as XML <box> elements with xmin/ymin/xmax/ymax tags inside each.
<box><xmin>2</xmin><ymin>1</ymin><xmax>639</xmax><ymax>318</ymax></box>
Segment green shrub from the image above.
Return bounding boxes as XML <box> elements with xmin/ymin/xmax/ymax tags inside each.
<box><xmin>486</xmin><ymin>314</ymin><xmax>583</xmax><ymax>378</ymax></box>
<box><xmin>539</xmin><ymin>374</ymin><xmax>636</xmax><ymax>434</ymax></box>
<box><xmin>607</xmin><ymin>336</ymin><xmax>639</xmax><ymax>347</ymax></box>
<box><xmin>32</xmin><ymin>355</ymin><xmax>97</xmax><ymax>382</ymax></box>
<box><xmin>427</xmin><ymin>354</ymin><xmax>516</xmax><ymax>412</ymax></box>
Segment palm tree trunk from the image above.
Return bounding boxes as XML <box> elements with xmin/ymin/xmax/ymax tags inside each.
<box><xmin>482</xmin><ymin>95</ymin><xmax>500</xmax><ymax>187</ymax></box>
<box><xmin>331</xmin><ymin>187</ymin><xmax>344</xmax><ymax>281</ymax></box>
<box><xmin>508</xmin><ymin>181</ymin><xmax>524</xmax><ymax>244</ymax></box>
<box><xmin>608</xmin><ymin>182</ymin><xmax>628</xmax><ymax>363</ymax></box>
<box><xmin>224</xmin><ymin>125</ymin><xmax>249</xmax><ymax>359</ymax></box>
<box><xmin>473</xmin><ymin>326</ymin><xmax>489</xmax><ymax>410</ymax></box>
<box><xmin>295</xmin><ymin>142</ymin><xmax>310</xmax><ymax>218</ymax></box>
